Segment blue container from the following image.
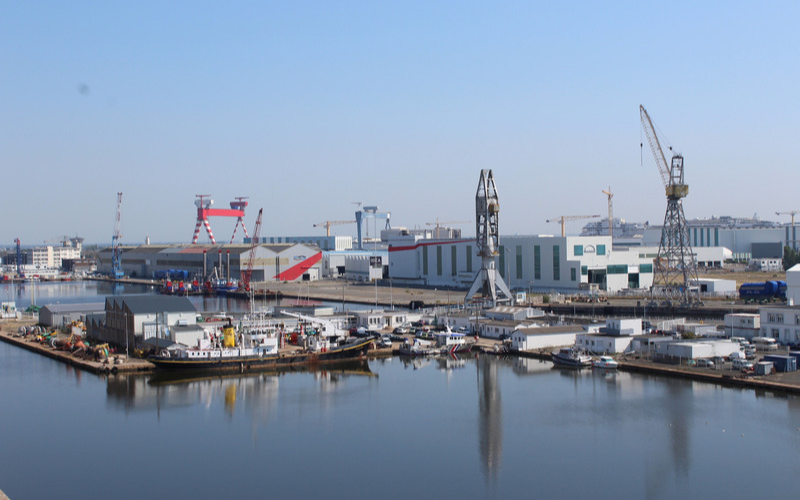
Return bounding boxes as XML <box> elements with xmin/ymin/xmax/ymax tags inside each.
<box><xmin>763</xmin><ymin>355</ymin><xmax>797</xmax><ymax>373</ymax></box>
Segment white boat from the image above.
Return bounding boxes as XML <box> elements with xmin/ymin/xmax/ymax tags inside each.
<box><xmin>433</xmin><ymin>330</ymin><xmax>474</xmax><ymax>354</ymax></box>
<box><xmin>551</xmin><ymin>347</ymin><xmax>593</xmax><ymax>368</ymax></box>
<box><xmin>592</xmin><ymin>355</ymin><xmax>619</xmax><ymax>370</ymax></box>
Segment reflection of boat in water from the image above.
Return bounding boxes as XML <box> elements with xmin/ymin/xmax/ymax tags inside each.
<box><xmin>551</xmin><ymin>347</ymin><xmax>592</xmax><ymax>368</ymax></box>
<box><xmin>148</xmin><ymin>319</ymin><xmax>374</xmax><ymax>372</ymax></box>
<box><xmin>592</xmin><ymin>356</ymin><xmax>618</xmax><ymax>370</ymax></box>
<box><xmin>397</xmin><ymin>338</ymin><xmax>437</xmax><ymax>357</ymax></box>
<box><xmin>147</xmin><ymin>359</ymin><xmax>375</xmax><ymax>386</ymax></box>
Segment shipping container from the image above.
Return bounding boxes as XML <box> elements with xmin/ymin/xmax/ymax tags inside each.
<box><xmin>755</xmin><ymin>361</ymin><xmax>773</xmax><ymax>376</ymax></box>
<box><xmin>762</xmin><ymin>355</ymin><xmax>797</xmax><ymax>373</ymax></box>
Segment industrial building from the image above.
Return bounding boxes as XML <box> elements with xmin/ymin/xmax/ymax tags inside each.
<box><xmin>387</xmin><ymin>234</ymin><xmax>655</xmax><ymax>293</ymax></box>
<box><xmin>38</xmin><ymin>302</ymin><xmax>105</xmax><ymax>328</ymax></box>
<box><xmin>87</xmin><ymin>295</ymin><xmax>199</xmax><ymax>347</ymax></box>
<box><xmin>97</xmin><ymin>243</ymin><xmax>323</xmax><ymax>282</ymax></box>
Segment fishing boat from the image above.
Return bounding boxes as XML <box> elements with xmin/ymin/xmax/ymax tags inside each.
<box><xmin>551</xmin><ymin>347</ymin><xmax>593</xmax><ymax>368</ymax></box>
<box><xmin>592</xmin><ymin>355</ymin><xmax>619</xmax><ymax>370</ymax></box>
<box><xmin>148</xmin><ymin>319</ymin><xmax>374</xmax><ymax>372</ymax></box>
<box><xmin>433</xmin><ymin>330</ymin><xmax>474</xmax><ymax>354</ymax></box>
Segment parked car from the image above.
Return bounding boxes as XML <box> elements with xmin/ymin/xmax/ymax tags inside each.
<box><xmin>732</xmin><ymin>358</ymin><xmax>754</xmax><ymax>372</ymax></box>
<box><xmin>393</xmin><ymin>325</ymin><xmax>411</xmax><ymax>335</ymax></box>
<box><xmin>379</xmin><ymin>335</ymin><xmax>393</xmax><ymax>348</ymax></box>
<box><xmin>696</xmin><ymin>359</ymin><xmax>715</xmax><ymax>368</ymax></box>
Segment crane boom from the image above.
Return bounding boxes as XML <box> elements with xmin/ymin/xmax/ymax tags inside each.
<box><xmin>546</xmin><ymin>215</ymin><xmax>601</xmax><ymax>237</ymax></box>
<box><xmin>241</xmin><ymin>208</ymin><xmax>263</xmax><ymax>291</ymax></box>
<box><xmin>640</xmin><ymin>105</ymin><xmax>670</xmax><ymax>189</ymax></box>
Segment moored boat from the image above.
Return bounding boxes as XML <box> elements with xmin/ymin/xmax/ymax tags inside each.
<box><xmin>148</xmin><ymin>319</ymin><xmax>373</xmax><ymax>372</ymax></box>
<box><xmin>551</xmin><ymin>347</ymin><xmax>593</xmax><ymax>368</ymax></box>
<box><xmin>592</xmin><ymin>355</ymin><xmax>619</xmax><ymax>370</ymax></box>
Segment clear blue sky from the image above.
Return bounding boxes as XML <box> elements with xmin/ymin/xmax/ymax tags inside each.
<box><xmin>2</xmin><ymin>1</ymin><xmax>798</xmax><ymax>246</ymax></box>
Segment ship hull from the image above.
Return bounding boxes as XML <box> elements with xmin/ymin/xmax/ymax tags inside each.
<box><xmin>148</xmin><ymin>338</ymin><xmax>374</xmax><ymax>372</ymax></box>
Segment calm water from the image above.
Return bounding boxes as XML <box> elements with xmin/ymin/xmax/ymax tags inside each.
<box><xmin>1</xmin><ymin>343</ymin><xmax>799</xmax><ymax>500</ymax></box>
<box><xmin>0</xmin><ymin>280</ymin><xmax>373</xmax><ymax>314</ymax></box>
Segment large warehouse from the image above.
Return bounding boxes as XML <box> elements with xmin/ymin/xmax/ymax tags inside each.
<box><xmin>387</xmin><ymin>234</ymin><xmax>655</xmax><ymax>293</ymax></box>
<box><xmin>97</xmin><ymin>243</ymin><xmax>323</xmax><ymax>282</ymax></box>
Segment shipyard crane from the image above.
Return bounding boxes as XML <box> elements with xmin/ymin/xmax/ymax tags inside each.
<box><xmin>465</xmin><ymin>170</ymin><xmax>512</xmax><ymax>307</ymax></box>
<box><xmin>425</xmin><ymin>219</ymin><xmax>470</xmax><ymax>239</ymax></box>
<box><xmin>313</xmin><ymin>220</ymin><xmax>356</xmax><ymax>237</ymax></box>
<box><xmin>602</xmin><ymin>187</ymin><xmax>614</xmax><ymax>239</ymax></box>
<box><xmin>14</xmin><ymin>238</ymin><xmax>23</xmax><ymax>278</ymax></box>
<box><xmin>640</xmin><ymin>104</ymin><xmax>699</xmax><ymax>306</ymax></box>
<box><xmin>241</xmin><ymin>208</ymin><xmax>263</xmax><ymax>293</ymax></box>
<box><xmin>190</xmin><ymin>194</ymin><xmax>250</xmax><ymax>244</ymax></box>
<box><xmin>111</xmin><ymin>192</ymin><xmax>124</xmax><ymax>279</ymax></box>
<box><xmin>355</xmin><ymin>206</ymin><xmax>391</xmax><ymax>250</ymax></box>
<box><xmin>546</xmin><ymin>215</ymin><xmax>600</xmax><ymax>237</ymax></box>
<box><xmin>776</xmin><ymin>211</ymin><xmax>799</xmax><ymax>250</ymax></box>
<box><xmin>229</xmin><ymin>197</ymin><xmax>250</xmax><ymax>243</ymax></box>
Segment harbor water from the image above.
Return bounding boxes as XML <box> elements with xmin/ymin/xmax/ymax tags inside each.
<box><xmin>1</xmin><ymin>343</ymin><xmax>799</xmax><ymax>500</ymax></box>
<box><xmin>1</xmin><ymin>282</ymin><xmax>800</xmax><ymax>499</ymax></box>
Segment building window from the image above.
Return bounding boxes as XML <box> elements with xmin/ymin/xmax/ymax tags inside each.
<box><xmin>571</xmin><ymin>268</ymin><xmax>576</xmax><ymax>281</ymax></box>
<box><xmin>597</xmin><ymin>244</ymin><xmax>606</xmax><ymax>256</ymax></box>
<box><xmin>466</xmin><ymin>245</ymin><xmax>472</xmax><ymax>273</ymax></box>
<box><xmin>553</xmin><ymin>245</ymin><xmax>560</xmax><ymax>281</ymax></box>
<box><xmin>516</xmin><ymin>245</ymin><xmax>523</xmax><ymax>280</ymax></box>
<box><xmin>640</xmin><ymin>264</ymin><xmax>653</xmax><ymax>273</ymax></box>
<box><xmin>574</xmin><ymin>245</ymin><xmax>583</xmax><ymax>256</ymax></box>
<box><xmin>422</xmin><ymin>246</ymin><xmax>428</xmax><ymax>275</ymax></box>
<box><xmin>534</xmin><ymin>246</ymin><xmax>541</xmax><ymax>280</ymax></box>
<box><xmin>451</xmin><ymin>246</ymin><xmax>457</xmax><ymax>276</ymax></box>
<box><xmin>581</xmin><ymin>265</ymin><xmax>588</xmax><ymax>276</ymax></box>
<box><xmin>436</xmin><ymin>246</ymin><xmax>442</xmax><ymax>276</ymax></box>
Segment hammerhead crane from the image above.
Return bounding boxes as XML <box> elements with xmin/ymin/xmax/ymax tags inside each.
<box><xmin>640</xmin><ymin>104</ymin><xmax>699</xmax><ymax>306</ymax></box>
<box><xmin>546</xmin><ymin>215</ymin><xmax>600</xmax><ymax>237</ymax></box>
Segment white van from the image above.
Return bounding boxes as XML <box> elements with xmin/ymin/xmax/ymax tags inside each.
<box><xmin>752</xmin><ymin>337</ymin><xmax>778</xmax><ymax>351</ymax></box>
<box><xmin>730</xmin><ymin>337</ymin><xmax>749</xmax><ymax>346</ymax></box>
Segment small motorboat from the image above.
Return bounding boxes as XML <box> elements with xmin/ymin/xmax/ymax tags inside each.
<box><xmin>592</xmin><ymin>355</ymin><xmax>619</xmax><ymax>370</ymax></box>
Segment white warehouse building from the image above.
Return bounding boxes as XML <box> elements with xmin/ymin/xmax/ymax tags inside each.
<box><xmin>388</xmin><ymin>235</ymin><xmax>654</xmax><ymax>293</ymax></box>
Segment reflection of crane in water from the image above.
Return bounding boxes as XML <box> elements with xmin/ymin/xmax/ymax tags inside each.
<box><xmin>477</xmin><ymin>355</ymin><xmax>502</xmax><ymax>486</ymax></box>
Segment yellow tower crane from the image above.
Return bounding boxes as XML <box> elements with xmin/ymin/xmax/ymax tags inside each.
<box><xmin>313</xmin><ymin>220</ymin><xmax>356</xmax><ymax>237</ymax></box>
<box><xmin>546</xmin><ymin>215</ymin><xmax>601</xmax><ymax>237</ymax></box>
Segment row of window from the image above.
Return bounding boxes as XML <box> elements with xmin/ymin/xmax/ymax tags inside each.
<box><xmin>420</xmin><ymin>243</ymin><xmax>655</xmax><ymax>282</ymax></box>
<box><xmin>765</xmin><ymin>313</ymin><xmax>800</xmax><ymax>325</ymax></box>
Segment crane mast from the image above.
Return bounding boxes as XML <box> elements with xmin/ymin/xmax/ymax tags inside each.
<box><xmin>640</xmin><ymin>105</ymin><xmax>699</xmax><ymax>307</ymax></box>
<box><xmin>111</xmin><ymin>192</ymin><xmax>124</xmax><ymax>279</ymax></box>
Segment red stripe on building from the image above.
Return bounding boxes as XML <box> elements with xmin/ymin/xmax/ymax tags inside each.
<box><xmin>274</xmin><ymin>252</ymin><xmax>323</xmax><ymax>281</ymax></box>
<box><xmin>388</xmin><ymin>239</ymin><xmax>476</xmax><ymax>253</ymax></box>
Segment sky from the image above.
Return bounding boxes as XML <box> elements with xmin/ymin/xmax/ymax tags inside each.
<box><xmin>2</xmin><ymin>1</ymin><xmax>799</xmax><ymax>246</ymax></box>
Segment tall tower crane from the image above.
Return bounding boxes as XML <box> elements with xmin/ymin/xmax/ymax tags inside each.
<box><xmin>776</xmin><ymin>211</ymin><xmax>799</xmax><ymax>250</ymax></box>
<box><xmin>111</xmin><ymin>192</ymin><xmax>124</xmax><ymax>279</ymax></box>
<box><xmin>546</xmin><ymin>215</ymin><xmax>600</xmax><ymax>237</ymax></box>
<box><xmin>602</xmin><ymin>187</ymin><xmax>614</xmax><ymax>239</ymax></box>
<box><xmin>426</xmin><ymin>218</ymin><xmax>470</xmax><ymax>239</ymax></box>
<box><xmin>313</xmin><ymin>220</ymin><xmax>356</xmax><ymax>237</ymax></box>
<box><xmin>465</xmin><ymin>170</ymin><xmax>512</xmax><ymax>307</ymax></box>
<box><xmin>241</xmin><ymin>208</ymin><xmax>263</xmax><ymax>292</ymax></box>
<box><xmin>640</xmin><ymin>104</ymin><xmax>699</xmax><ymax>306</ymax></box>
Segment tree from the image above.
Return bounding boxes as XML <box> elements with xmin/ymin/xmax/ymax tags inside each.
<box><xmin>783</xmin><ymin>245</ymin><xmax>800</xmax><ymax>271</ymax></box>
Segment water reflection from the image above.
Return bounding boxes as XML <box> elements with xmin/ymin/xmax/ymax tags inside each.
<box><xmin>105</xmin><ymin>361</ymin><xmax>374</xmax><ymax>419</ymax></box>
<box><xmin>477</xmin><ymin>354</ymin><xmax>502</xmax><ymax>485</ymax></box>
